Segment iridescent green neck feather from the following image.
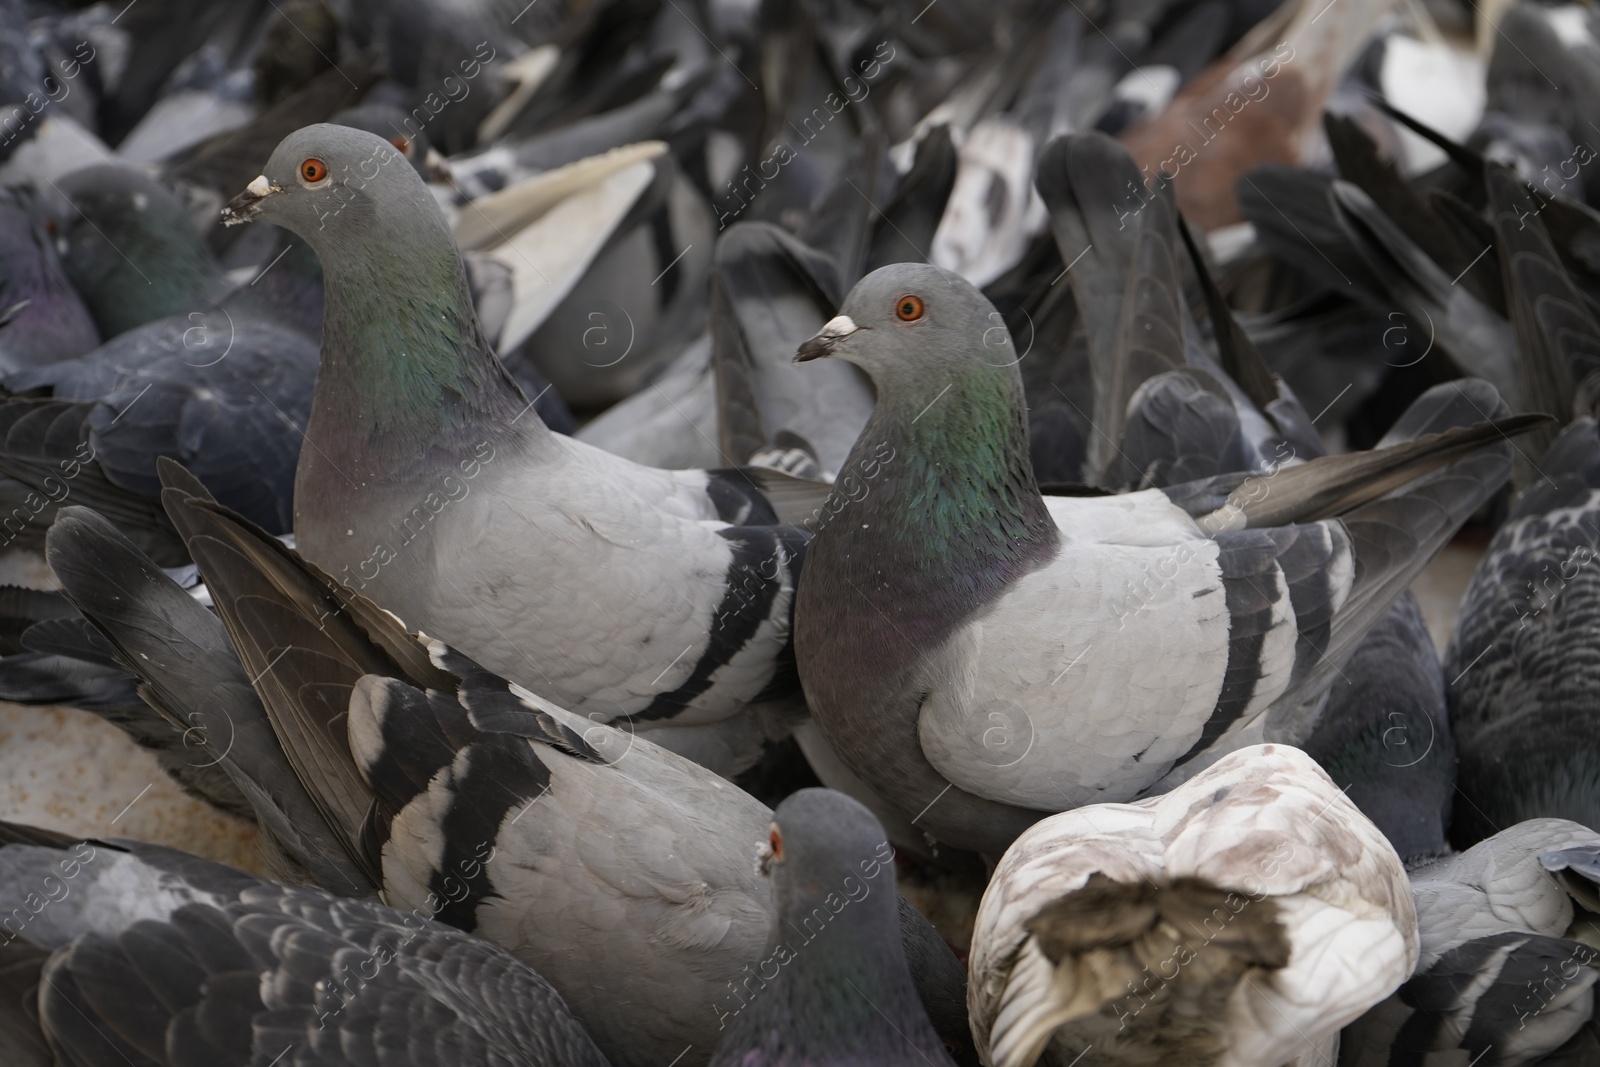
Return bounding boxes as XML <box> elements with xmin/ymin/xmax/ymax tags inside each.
<box><xmin>308</xmin><ymin>217</ymin><xmax>533</xmax><ymax>485</ymax></box>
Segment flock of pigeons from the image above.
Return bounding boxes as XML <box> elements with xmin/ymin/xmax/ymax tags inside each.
<box><xmin>0</xmin><ymin>0</ymin><xmax>1597</xmax><ymax>1063</ymax></box>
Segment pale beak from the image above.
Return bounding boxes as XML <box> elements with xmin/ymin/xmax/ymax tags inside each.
<box><xmin>421</xmin><ymin>147</ymin><xmax>452</xmax><ymax>184</ymax></box>
<box><xmin>222</xmin><ymin>174</ymin><xmax>282</xmax><ymax>226</ymax></box>
<box><xmin>795</xmin><ymin>314</ymin><xmax>863</xmax><ymax>362</ymax></box>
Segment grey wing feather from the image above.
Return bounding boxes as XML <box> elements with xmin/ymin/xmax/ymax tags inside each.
<box><xmin>45</xmin><ymin>505</ymin><xmax>377</xmax><ymax>894</ymax></box>
<box><xmin>2</xmin><ymin>838</ymin><xmax>607</xmax><ymax>1067</ymax></box>
<box><xmin>1445</xmin><ymin>418</ymin><xmax>1600</xmax><ymax>843</ymax></box>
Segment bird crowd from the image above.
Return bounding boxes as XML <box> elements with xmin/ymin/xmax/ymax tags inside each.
<box><xmin>0</xmin><ymin>0</ymin><xmax>1596</xmax><ymax>1064</ymax></box>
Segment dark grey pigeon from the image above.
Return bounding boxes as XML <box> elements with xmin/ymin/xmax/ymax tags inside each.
<box><xmin>0</xmin><ymin>822</ymin><xmax>611</xmax><ymax>1067</ymax></box>
<box><xmin>792</xmin><ymin>261</ymin><xmax>1538</xmax><ymax>855</ymax></box>
<box><xmin>708</xmin><ymin>789</ymin><xmax>960</xmax><ymax>1067</ymax></box>
<box><xmin>50</xmin><ymin>164</ymin><xmax>231</xmax><ymax>339</ymax></box>
<box><xmin>220</xmin><ymin>123</ymin><xmax>820</xmax><ymax>779</ymax></box>
<box><xmin>0</xmin><ymin>307</ymin><xmax>319</xmax><ymax>562</ymax></box>
<box><xmin>1447</xmin><ymin>417</ymin><xmax>1600</xmax><ymax>846</ymax></box>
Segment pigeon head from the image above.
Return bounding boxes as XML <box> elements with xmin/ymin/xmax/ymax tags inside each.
<box><xmin>720</xmin><ymin>788</ymin><xmax>961</xmax><ymax>1065</ymax></box>
<box><xmin>794</xmin><ymin>262</ymin><xmax>1018</xmax><ymax>386</ymax></box>
<box><xmin>53</xmin><ymin>165</ymin><xmax>224</xmax><ymax>338</ymax></box>
<box><xmin>0</xmin><ymin>186</ymin><xmax>99</xmax><ymax>365</ymax></box>
<box><xmin>762</xmin><ymin>788</ymin><xmax>898</xmax><ymax>930</ymax></box>
<box><xmin>223</xmin><ymin>124</ymin><xmax>444</xmax><ymax>250</ymax></box>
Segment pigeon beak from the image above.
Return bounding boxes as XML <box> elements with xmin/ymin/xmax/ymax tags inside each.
<box><xmin>421</xmin><ymin>148</ymin><xmax>453</xmax><ymax>184</ymax></box>
<box><xmin>222</xmin><ymin>175</ymin><xmax>282</xmax><ymax>226</ymax></box>
<box><xmin>795</xmin><ymin>315</ymin><xmax>862</xmax><ymax>362</ymax></box>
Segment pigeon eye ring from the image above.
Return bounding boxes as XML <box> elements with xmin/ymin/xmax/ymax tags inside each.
<box><xmin>299</xmin><ymin>157</ymin><xmax>329</xmax><ymax>184</ymax></box>
<box><xmin>895</xmin><ymin>294</ymin><xmax>925</xmax><ymax>321</ymax></box>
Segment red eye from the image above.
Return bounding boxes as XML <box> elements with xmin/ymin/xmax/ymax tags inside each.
<box><xmin>896</xmin><ymin>295</ymin><xmax>924</xmax><ymax>321</ymax></box>
<box><xmin>768</xmin><ymin>828</ymin><xmax>783</xmax><ymax>860</ymax></box>
<box><xmin>389</xmin><ymin>135</ymin><xmax>411</xmax><ymax>153</ymax></box>
<box><xmin>300</xmin><ymin>158</ymin><xmax>328</xmax><ymax>183</ymax></box>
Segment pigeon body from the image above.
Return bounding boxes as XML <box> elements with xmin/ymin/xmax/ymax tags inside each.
<box><xmin>708</xmin><ymin>789</ymin><xmax>959</xmax><ymax>1067</ymax></box>
<box><xmin>224</xmin><ymin>124</ymin><xmax>809</xmax><ymax>767</ymax></box>
<box><xmin>1340</xmin><ymin>818</ymin><xmax>1600</xmax><ymax>1065</ymax></box>
<box><xmin>0</xmin><ymin>306</ymin><xmax>318</xmax><ymax>562</ymax></box>
<box><xmin>968</xmin><ymin>743</ymin><xmax>1417</xmax><ymax>1067</ymax></box>
<box><xmin>794</xmin><ymin>261</ymin><xmax>1523</xmax><ymax>854</ymax></box>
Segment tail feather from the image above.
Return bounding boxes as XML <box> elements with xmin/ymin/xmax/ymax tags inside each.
<box><xmin>44</xmin><ymin>504</ymin><xmax>374</xmax><ymax>894</ymax></box>
<box><xmin>988</xmin><ymin>874</ymin><xmax>1289</xmax><ymax>1067</ymax></box>
<box><xmin>1324</xmin><ymin>112</ymin><xmax>1501</xmax><ymax>311</ymax></box>
<box><xmin>1236</xmin><ymin>165</ymin><xmax>1384</xmax><ymax>300</ymax></box>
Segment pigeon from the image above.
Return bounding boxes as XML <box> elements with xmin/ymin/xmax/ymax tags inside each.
<box><xmin>49</xmin><ymin>163</ymin><xmax>231</xmax><ymax>339</ymax></box>
<box><xmin>0</xmin><ymin>303</ymin><xmax>319</xmax><ymax>563</ymax></box>
<box><xmin>1033</xmin><ymin>132</ymin><xmax>1319</xmax><ymax>491</ymax></box>
<box><xmin>792</xmin><ymin>260</ymin><xmax>1537</xmax><ymax>855</ymax></box>
<box><xmin>967</xmin><ymin>743</ymin><xmax>1417</xmax><ymax>1067</ymax></box>
<box><xmin>1036</xmin><ymin>134</ymin><xmax>1460</xmax><ymax>865</ymax></box>
<box><xmin>709</xmin><ymin>185</ymin><xmax>876</xmax><ymax>476</ymax></box>
<box><xmin>220</xmin><ymin>123</ymin><xmax>820</xmax><ymax>775</ymax></box>
<box><xmin>0</xmin><ymin>185</ymin><xmax>99</xmax><ymax>369</ymax></box>
<box><xmin>1340</xmin><ymin>818</ymin><xmax>1600</xmax><ymax>1065</ymax></box>
<box><xmin>0</xmin><ymin>821</ymin><xmax>613</xmax><ymax>1067</ymax></box>
<box><xmin>708</xmin><ymin>789</ymin><xmax>960</xmax><ymax>1067</ymax></box>
<box><xmin>1298</xmin><ymin>591</ymin><xmax>1456</xmax><ymax>862</ymax></box>
<box><xmin>36</xmin><ymin>471</ymin><xmax>978</xmax><ymax>1067</ymax></box>
<box><xmin>1446</xmin><ymin>416</ymin><xmax>1600</xmax><ymax>846</ymax></box>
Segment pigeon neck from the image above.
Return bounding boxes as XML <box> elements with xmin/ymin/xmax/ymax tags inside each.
<box><xmin>73</xmin><ymin>223</ymin><xmax>224</xmax><ymax>337</ymax></box>
<box><xmin>734</xmin><ymin>874</ymin><xmax>937</xmax><ymax>1060</ymax></box>
<box><xmin>311</xmin><ymin>224</ymin><xmax>538</xmax><ymax>482</ymax></box>
<box><xmin>824</xmin><ymin>365</ymin><xmax>1059</xmax><ymax>650</ymax></box>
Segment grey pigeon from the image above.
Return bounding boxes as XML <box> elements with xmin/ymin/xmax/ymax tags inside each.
<box><xmin>1447</xmin><ymin>417</ymin><xmax>1600</xmax><ymax>846</ymax></box>
<box><xmin>0</xmin><ymin>822</ymin><xmax>612</xmax><ymax>1067</ymax></box>
<box><xmin>1299</xmin><ymin>589</ymin><xmax>1456</xmax><ymax>863</ymax></box>
<box><xmin>0</xmin><ymin>305</ymin><xmax>319</xmax><ymax>562</ymax></box>
<box><xmin>792</xmin><ymin>261</ymin><xmax>1537</xmax><ymax>855</ymax></box>
<box><xmin>1034</xmin><ymin>132</ymin><xmax>1316</xmax><ymax>490</ymax></box>
<box><xmin>50</xmin><ymin>164</ymin><xmax>230</xmax><ymax>338</ymax></box>
<box><xmin>38</xmin><ymin>472</ymin><xmax>977</xmax><ymax>1067</ymax></box>
<box><xmin>708</xmin><ymin>789</ymin><xmax>959</xmax><ymax>1067</ymax></box>
<box><xmin>1039</xmin><ymin>141</ymin><xmax>1460</xmax><ymax>866</ymax></box>
<box><xmin>221</xmin><ymin>123</ymin><xmax>819</xmax><ymax>776</ymax></box>
<box><xmin>1340</xmin><ymin>819</ymin><xmax>1600</xmax><ymax>1066</ymax></box>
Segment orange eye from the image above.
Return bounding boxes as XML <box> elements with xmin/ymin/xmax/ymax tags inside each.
<box><xmin>896</xmin><ymin>295</ymin><xmax>924</xmax><ymax>321</ymax></box>
<box><xmin>300</xmin><ymin>158</ymin><xmax>328</xmax><ymax>183</ymax></box>
<box><xmin>389</xmin><ymin>135</ymin><xmax>411</xmax><ymax>153</ymax></box>
<box><xmin>768</xmin><ymin>828</ymin><xmax>783</xmax><ymax>860</ymax></box>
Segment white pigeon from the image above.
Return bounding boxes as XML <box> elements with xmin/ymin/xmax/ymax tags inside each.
<box><xmin>968</xmin><ymin>743</ymin><xmax>1418</xmax><ymax>1067</ymax></box>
